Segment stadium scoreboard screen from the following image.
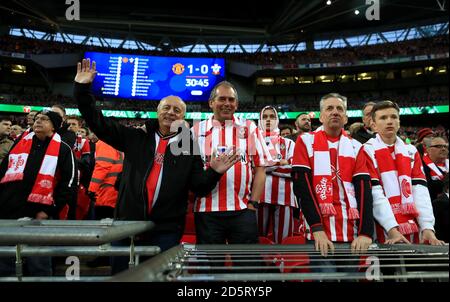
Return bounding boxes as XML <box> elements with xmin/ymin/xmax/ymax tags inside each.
<box><xmin>84</xmin><ymin>52</ymin><xmax>225</xmax><ymax>101</ymax></box>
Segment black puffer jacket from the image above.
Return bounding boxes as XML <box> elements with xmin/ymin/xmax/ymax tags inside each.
<box><xmin>74</xmin><ymin>82</ymin><xmax>222</xmax><ymax>232</ymax></box>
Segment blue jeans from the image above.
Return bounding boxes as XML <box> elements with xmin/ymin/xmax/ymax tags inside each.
<box><xmin>111</xmin><ymin>231</ymin><xmax>182</xmax><ymax>275</ymax></box>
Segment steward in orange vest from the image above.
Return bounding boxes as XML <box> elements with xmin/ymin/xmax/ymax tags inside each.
<box><xmin>88</xmin><ymin>140</ymin><xmax>124</xmax><ymax>219</ymax></box>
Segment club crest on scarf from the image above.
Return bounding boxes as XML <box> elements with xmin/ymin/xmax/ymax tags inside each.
<box><xmin>9</xmin><ymin>155</ymin><xmax>25</xmax><ymax>171</ymax></box>
<box><xmin>39</xmin><ymin>179</ymin><xmax>53</xmax><ymax>189</ymax></box>
<box><xmin>315</xmin><ymin>177</ymin><xmax>332</xmax><ymax>201</ymax></box>
<box><xmin>401</xmin><ymin>178</ymin><xmax>412</xmax><ymax>198</ymax></box>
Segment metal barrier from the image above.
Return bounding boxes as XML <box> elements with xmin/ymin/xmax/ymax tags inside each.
<box><xmin>0</xmin><ymin>219</ymin><xmax>159</xmax><ymax>281</ymax></box>
<box><xmin>0</xmin><ymin>219</ymin><xmax>154</xmax><ymax>245</ymax></box>
<box><xmin>112</xmin><ymin>243</ymin><xmax>449</xmax><ymax>282</ymax></box>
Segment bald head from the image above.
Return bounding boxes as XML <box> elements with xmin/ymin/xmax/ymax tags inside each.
<box><xmin>157</xmin><ymin>95</ymin><xmax>186</xmax><ymax>135</ymax></box>
<box><xmin>157</xmin><ymin>95</ymin><xmax>186</xmax><ymax>115</ymax></box>
<box><xmin>427</xmin><ymin>136</ymin><xmax>448</xmax><ymax>163</ymax></box>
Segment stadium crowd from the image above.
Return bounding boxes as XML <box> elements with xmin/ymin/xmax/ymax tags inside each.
<box><xmin>1</xmin><ymin>34</ymin><xmax>448</xmax><ymax>65</ymax></box>
<box><xmin>0</xmin><ymin>87</ymin><xmax>448</xmax><ymax>113</ymax></box>
<box><xmin>0</xmin><ymin>32</ymin><xmax>448</xmax><ymax>278</ymax></box>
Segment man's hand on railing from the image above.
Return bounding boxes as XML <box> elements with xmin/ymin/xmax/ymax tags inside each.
<box><xmin>385</xmin><ymin>227</ymin><xmax>411</xmax><ymax>244</ymax></box>
<box><xmin>421</xmin><ymin>229</ymin><xmax>446</xmax><ymax>246</ymax></box>
<box><xmin>312</xmin><ymin>230</ymin><xmax>335</xmax><ymax>257</ymax></box>
<box><xmin>35</xmin><ymin>211</ymin><xmax>48</xmax><ymax>220</ymax></box>
<box><xmin>351</xmin><ymin>235</ymin><xmax>372</xmax><ymax>253</ymax></box>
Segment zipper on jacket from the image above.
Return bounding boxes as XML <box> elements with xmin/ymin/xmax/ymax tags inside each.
<box><xmin>142</xmin><ymin>161</ymin><xmax>152</xmax><ymax>220</ymax></box>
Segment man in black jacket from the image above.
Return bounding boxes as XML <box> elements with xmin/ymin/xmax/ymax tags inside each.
<box><xmin>432</xmin><ymin>174</ymin><xmax>449</xmax><ymax>243</ymax></box>
<box><xmin>286</xmin><ymin>112</ymin><xmax>311</xmax><ymax>142</ymax></box>
<box><xmin>422</xmin><ymin>136</ymin><xmax>449</xmax><ymax>200</ymax></box>
<box><xmin>74</xmin><ymin>59</ymin><xmax>238</xmax><ymax>273</ymax></box>
<box><xmin>351</xmin><ymin>102</ymin><xmax>376</xmax><ymax>144</ymax></box>
<box><xmin>0</xmin><ymin>109</ymin><xmax>77</xmax><ymax>276</ymax></box>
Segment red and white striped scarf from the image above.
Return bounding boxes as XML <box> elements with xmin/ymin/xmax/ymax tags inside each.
<box><xmin>422</xmin><ymin>154</ymin><xmax>448</xmax><ymax>180</ymax></box>
<box><xmin>73</xmin><ymin>135</ymin><xmax>86</xmax><ymax>159</ymax></box>
<box><xmin>312</xmin><ymin>127</ymin><xmax>359</xmax><ymax>220</ymax></box>
<box><xmin>371</xmin><ymin>134</ymin><xmax>419</xmax><ymax>235</ymax></box>
<box><xmin>0</xmin><ymin>129</ymin><xmax>61</xmax><ymax>206</ymax></box>
<box><xmin>438</xmin><ymin>159</ymin><xmax>449</xmax><ymax>173</ymax></box>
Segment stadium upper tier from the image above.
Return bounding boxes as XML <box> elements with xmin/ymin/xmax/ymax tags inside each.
<box><xmin>1</xmin><ymin>33</ymin><xmax>448</xmax><ymax>66</ymax></box>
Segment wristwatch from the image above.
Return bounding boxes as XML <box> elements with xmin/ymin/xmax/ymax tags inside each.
<box><xmin>248</xmin><ymin>200</ymin><xmax>260</xmax><ymax>209</ymax></box>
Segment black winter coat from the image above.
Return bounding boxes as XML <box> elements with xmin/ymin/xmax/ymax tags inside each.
<box><xmin>74</xmin><ymin>82</ymin><xmax>223</xmax><ymax>233</ymax></box>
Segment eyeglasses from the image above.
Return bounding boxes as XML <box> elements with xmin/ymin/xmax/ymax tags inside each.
<box><xmin>430</xmin><ymin>144</ymin><xmax>449</xmax><ymax>149</ymax></box>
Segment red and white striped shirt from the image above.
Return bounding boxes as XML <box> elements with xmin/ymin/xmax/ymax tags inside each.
<box><xmin>262</xmin><ymin>136</ymin><xmax>298</xmax><ymax>208</ymax></box>
<box><xmin>293</xmin><ymin>133</ymin><xmax>367</xmax><ymax>242</ymax></box>
<box><xmin>191</xmin><ymin>116</ymin><xmax>271</xmax><ymax>212</ymax></box>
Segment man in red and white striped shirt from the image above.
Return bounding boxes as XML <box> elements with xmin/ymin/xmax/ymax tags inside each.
<box><xmin>292</xmin><ymin>93</ymin><xmax>374</xmax><ymax>263</ymax></box>
<box><xmin>191</xmin><ymin>81</ymin><xmax>272</xmax><ymax>245</ymax></box>
<box><xmin>258</xmin><ymin>106</ymin><xmax>298</xmax><ymax>243</ymax></box>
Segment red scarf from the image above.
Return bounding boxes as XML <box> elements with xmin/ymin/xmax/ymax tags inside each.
<box><xmin>146</xmin><ymin>136</ymin><xmax>170</xmax><ymax>214</ymax></box>
<box><xmin>0</xmin><ymin>129</ymin><xmax>61</xmax><ymax>206</ymax></box>
<box><xmin>368</xmin><ymin>134</ymin><xmax>419</xmax><ymax>235</ymax></box>
<box><xmin>73</xmin><ymin>135</ymin><xmax>87</xmax><ymax>159</ymax></box>
<box><xmin>311</xmin><ymin>127</ymin><xmax>359</xmax><ymax>220</ymax></box>
<box><xmin>422</xmin><ymin>153</ymin><xmax>448</xmax><ymax>181</ymax></box>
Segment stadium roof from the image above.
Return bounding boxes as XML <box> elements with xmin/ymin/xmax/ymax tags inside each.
<box><xmin>1</xmin><ymin>0</ymin><xmax>448</xmax><ymax>46</ymax></box>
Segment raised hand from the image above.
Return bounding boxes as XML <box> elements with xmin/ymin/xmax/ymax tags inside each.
<box><xmin>75</xmin><ymin>58</ymin><xmax>97</xmax><ymax>84</ymax></box>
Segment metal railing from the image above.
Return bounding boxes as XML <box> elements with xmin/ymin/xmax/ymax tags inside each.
<box><xmin>0</xmin><ymin>219</ymin><xmax>159</xmax><ymax>281</ymax></box>
<box><xmin>112</xmin><ymin>243</ymin><xmax>449</xmax><ymax>282</ymax></box>
<box><xmin>0</xmin><ymin>219</ymin><xmax>154</xmax><ymax>245</ymax></box>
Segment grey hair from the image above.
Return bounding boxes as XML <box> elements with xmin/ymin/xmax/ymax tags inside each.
<box><xmin>157</xmin><ymin>95</ymin><xmax>187</xmax><ymax>114</ymax></box>
<box><xmin>319</xmin><ymin>93</ymin><xmax>347</xmax><ymax>112</ymax></box>
<box><xmin>209</xmin><ymin>81</ymin><xmax>238</xmax><ymax>101</ymax></box>
<box><xmin>425</xmin><ymin>136</ymin><xmax>448</xmax><ymax>147</ymax></box>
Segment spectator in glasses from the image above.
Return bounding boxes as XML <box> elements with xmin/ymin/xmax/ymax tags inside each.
<box><xmin>422</xmin><ymin>137</ymin><xmax>449</xmax><ymax>200</ymax></box>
